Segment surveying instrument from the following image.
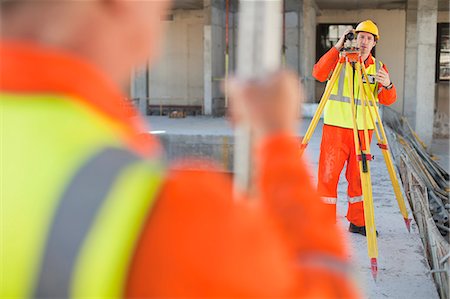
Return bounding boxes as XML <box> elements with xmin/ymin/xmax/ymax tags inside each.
<box><xmin>299</xmin><ymin>31</ymin><xmax>411</xmax><ymax>280</ymax></box>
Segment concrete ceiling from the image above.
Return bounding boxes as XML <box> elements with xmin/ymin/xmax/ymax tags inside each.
<box><xmin>313</xmin><ymin>0</ymin><xmax>406</xmax><ymax>10</ymax></box>
<box><xmin>312</xmin><ymin>0</ymin><xmax>449</xmax><ymax>10</ymax></box>
<box><xmin>172</xmin><ymin>0</ymin><xmax>448</xmax><ymax>12</ymax></box>
<box><xmin>172</xmin><ymin>0</ymin><xmax>203</xmax><ymax>10</ymax></box>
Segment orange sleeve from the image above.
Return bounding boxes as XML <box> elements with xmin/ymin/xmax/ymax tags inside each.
<box><xmin>125</xmin><ymin>135</ymin><xmax>360</xmax><ymax>298</ymax></box>
<box><xmin>257</xmin><ymin>134</ymin><xmax>348</xmax><ymax>256</ymax></box>
<box><xmin>313</xmin><ymin>47</ymin><xmax>340</xmax><ymax>82</ymax></box>
<box><xmin>125</xmin><ymin>167</ymin><xmax>300</xmax><ymax>298</ymax></box>
<box><xmin>377</xmin><ymin>64</ymin><xmax>397</xmax><ymax>106</ymax></box>
<box><xmin>256</xmin><ymin>134</ymin><xmax>360</xmax><ymax>298</ymax></box>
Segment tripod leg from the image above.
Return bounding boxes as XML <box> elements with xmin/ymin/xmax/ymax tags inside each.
<box><xmin>300</xmin><ymin>60</ymin><xmax>344</xmax><ymax>156</ymax></box>
<box><xmin>349</xmin><ymin>60</ymin><xmax>379</xmax><ymax>280</ymax></box>
<box><xmin>360</xmin><ymin>64</ymin><xmax>411</xmax><ymax>231</ymax></box>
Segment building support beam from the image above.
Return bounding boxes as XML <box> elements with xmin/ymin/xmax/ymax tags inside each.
<box><xmin>203</xmin><ymin>23</ymin><xmax>212</xmax><ymax>115</ymax></box>
<box><xmin>299</xmin><ymin>0</ymin><xmax>317</xmax><ymax>103</ymax></box>
<box><xmin>415</xmin><ymin>0</ymin><xmax>438</xmax><ymax>147</ymax></box>
<box><xmin>284</xmin><ymin>4</ymin><xmax>300</xmax><ymax>73</ymax></box>
<box><xmin>130</xmin><ymin>66</ymin><xmax>148</xmax><ymax>116</ymax></box>
<box><xmin>403</xmin><ymin>0</ymin><xmax>418</xmax><ymax>127</ymax></box>
<box><xmin>203</xmin><ymin>0</ymin><xmax>225</xmax><ymax>116</ymax></box>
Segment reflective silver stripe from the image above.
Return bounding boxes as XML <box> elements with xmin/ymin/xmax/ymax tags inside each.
<box><xmin>330</xmin><ymin>60</ymin><xmax>381</xmax><ymax>105</ymax></box>
<box><xmin>297</xmin><ymin>253</ymin><xmax>351</xmax><ymax>277</ymax></box>
<box><xmin>337</xmin><ymin>64</ymin><xmax>346</xmax><ymax>96</ymax></box>
<box><xmin>322</xmin><ymin>197</ymin><xmax>337</xmax><ymax>204</ymax></box>
<box><xmin>377</xmin><ymin>87</ymin><xmax>383</xmax><ymax>94</ymax></box>
<box><xmin>328</xmin><ymin>95</ymin><xmax>376</xmax><ymax>107</ymax></box>
<box><xmin>34</xmin><ymin>147</ymin><xmax>140</xmax><ymax>298</ymax></box>
<box><xmin>348</xmin><ymin>195</ymin><xmax>363</xmax><ymax>203</ymax></box>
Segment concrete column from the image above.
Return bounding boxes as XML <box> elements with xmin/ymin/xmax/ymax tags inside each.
<box><xmin>403</xmin><ymin>0</ymin><xmax>418</xmax><ymax>127</ymax></box>
<box><xmin>285</xmin><ymin>8</ymin><xmax>300</xmax><ymax>73</ymax></box>
<box><xmin>299</xmin><ymin>0</ymin><xmax>317</xmax><ymax>103</ymax></box>
<box><xmin>415</xmin><ymin>0</ymin><xmax>437</xmax><ymax>147</ymax></box>
<box><xmin>203</xmin><ymin>0</ymin><xmax>225</xmax><ymax>116</ymax></box>
<box><xmin>203</xmin><ymin>24</ymin><xmax>212</xmax><ymax>115</ymax></box>
<box><xmin>130</xmin><ymin>65</ymin><xmax>148</xmax><ymax>115</ymax></box>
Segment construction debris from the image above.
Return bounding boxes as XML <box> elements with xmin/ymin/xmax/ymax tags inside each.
<box><xmin>169</xmin><ymin>110</ymin><xmax>186</xmax><ymax>118</ymax></box>
<box><xmin>384</xmin><ymin>107</ymin><xmax>449</xmax><ymax>299</ymax></box>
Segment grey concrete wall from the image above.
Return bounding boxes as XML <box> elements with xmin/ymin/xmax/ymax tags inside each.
<box><xmin>230</xmin><ymin>11</ymin><xmax>238</xmax><ymax>73</ymax></box>
<box><xmin>404</xmin><ymin>8</ymin><xmax>448</xmax><ymax>132</ymax></box>
<box><xmin>435</xmin><ymin>82</ymin><xmax>449</xmax><ymax>137</ymax></box>
<box><xmin>316</xmin><ymin>10</ymin><xmax>406</xmax><ymax>113</ymax></box>
<box><xmin>285</xmin><ymin>11</ymin><xmax>300</xmax><ymax>72</ymax></box>
<box><xmin>437</xmin><ymin>83</ymin><xmax>449</xmax><ymax>112</ymax></box>
<box><xmin>204</xmin><ymin>0</ymin><xmax>227</xmax><ymax>115</ymax></box>
<box><xmin>299</xmin><ymin>0</ymin><xmax>317</xmax><ymax>103</ymax></box>
<box><xmin>280</xmin><ymin>2</ymin><xmax>317</xmax><ymax>104</ymax></box>
<box><xmin>437</xmin><ymin>10</ymin><xmax>450</xmax><ymax>22</ymax></box>
<box><xmin>149</xmin><ymin>10</ymin><xmax>204</xmax><ymax>107</ymax></box>
<box><xmin>415</xmin><ymin>0</ymin><xmax>438</xmax><ymax>147</ymax></box>
<box><xmin>130</xmin><ymin>65</ymin><xmax>148</xmax><ymax>115</ymax></box>
<box><xmin>403</xmin><ymin>0</ymin><xmax>418</xmax><ymax>127</ymax></box>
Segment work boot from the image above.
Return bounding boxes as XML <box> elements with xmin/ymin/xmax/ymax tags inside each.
<box><xmin>348</xmin><ymin>223</ymin><xmax>379</xmax><ymax>237</ymax></box>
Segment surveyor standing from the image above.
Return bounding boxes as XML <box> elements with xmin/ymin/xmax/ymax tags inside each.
<box><xmin>1</xmin><ymin>0</ymin><xmax>360</xmax><ymax>298</ymax></box>
<box><xmin>312</xmin><ymin>20</ymin><xmax>397</xmax><ymax>236</ymax></box>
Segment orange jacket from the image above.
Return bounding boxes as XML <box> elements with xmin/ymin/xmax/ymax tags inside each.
<box><xmin>313</xmin><ymin>47</ymin><xmax>396</xmax><ymax>106</ymax></box>
<box><xmin>1</xmin><ymin>41</ymin><xmax>360</xmax><ymax>298</ymax></box>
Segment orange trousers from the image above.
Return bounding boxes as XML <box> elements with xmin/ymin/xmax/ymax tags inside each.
<box><xmin>318</xmin><ymin>125</ymin><xmax>373</xmax><ymax>227</ymax></box>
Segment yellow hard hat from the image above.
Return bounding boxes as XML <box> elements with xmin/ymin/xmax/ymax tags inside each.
<box><xmin>355</xmin><ymin>20</ymin><xmax>379</xmax><ymax>40</ymax></box>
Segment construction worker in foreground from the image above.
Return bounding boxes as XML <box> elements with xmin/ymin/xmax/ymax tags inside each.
<box><xmin>1</xmin><ymin>0</ymin><xmax>360</xmax><ymax>298</ymax></box>
<box><xmin>312</xmin><ymin>20</ymin><xmax>397</xmax><ymax>236</ymax></box>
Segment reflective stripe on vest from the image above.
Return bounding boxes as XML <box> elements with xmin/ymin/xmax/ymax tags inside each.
<box><xmin>323</xmin><ymin>59</ymin><xmax>383</xmax><ymax>129</ymax></box>
<box><xmin>1</xmin><ymin>93</ymin><xmax>165</xmax><ymax>298</ymax></box>
<box><xmin>34</xmin><ymin>147</ymin><xmax>163</xmax><ymax>298</ymax></box>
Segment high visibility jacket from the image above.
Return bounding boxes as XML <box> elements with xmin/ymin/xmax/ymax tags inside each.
<box><xmin>313</xmin><ymin>47</ymin><xmax>397</xmax><ymax>130</ymax></box>
<box><xmin>1</xmin><ymin>41</ymin><xmax>166</xmax><ymax>298</ymax></box>
<box><xmin>1</xmin><ymin>92</ymin><xmax>165</xmax><ymax>298</ymax></box>
<box><xmin>323</xmin><ymin>58</ymin><xmax>382</xmax><ymax>130</ymax></box>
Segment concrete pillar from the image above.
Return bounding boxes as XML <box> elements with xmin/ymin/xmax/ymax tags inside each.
<box><xmin>415</xmin><ymin>0</ymin><xmax>437</xmax><ymax>147</ymax></box>
<box><xmin>203</xmin><ymin>0</ymin><xmax>225</xmax><ymax>116</ymax></box>
<box><xmin>284</xmin><ymin>7</ymin><xmax>299</xmax><ymax>73</ymax></box>
<box><xmin>403</xmin><ymin>0</ymin><xmax>418</xmax><ymax>127</ymax></box>
<box><xmin>203</xmin><ymin>23</ymin><xmax>212</xmax><ymax>115</ymax></box>
<box><xmin>130</xmin><ymin>65</ymin><xmax>148</xmax><ymax>115</ymax></box>
<box><xmin>299</xmin><ymin>0</ymin><xmax>317</xmax><ymax>103</ymax></box>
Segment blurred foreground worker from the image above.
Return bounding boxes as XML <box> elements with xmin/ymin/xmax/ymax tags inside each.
<box><xmin>312</xmin><ymin>20</ymin><xmax>397</xmax><ymax>236</ymax></box>
<box><xmin>1</xmin><ymin>0</ymin><xmax>360</xmax><ymax>298</ymax></box>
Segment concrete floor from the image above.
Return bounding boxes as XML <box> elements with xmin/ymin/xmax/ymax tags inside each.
<box><xmin>146</xmin><ymin>115</ymin><xmax>445</xmax><ymax>299</ymax></box>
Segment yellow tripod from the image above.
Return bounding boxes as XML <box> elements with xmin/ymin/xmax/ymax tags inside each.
<box><xmin>300</xmin><ymin>48</ymin><xmax>411</xmax><ymax>280</ymax></box>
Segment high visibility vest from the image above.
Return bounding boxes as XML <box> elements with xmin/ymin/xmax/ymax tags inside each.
<box><xmin>323</xmin><ymin>58</ymin><xmax>383</xmax><ymax>130</ymax></box>
<box><xmin>1</xmin><ymin>93</ymin><xmax>165</xmax><ymax>298</ymax></box>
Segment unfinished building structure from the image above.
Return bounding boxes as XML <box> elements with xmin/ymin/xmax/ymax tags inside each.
<box><xmin>129</xmin><ymin>1</ymin><xmax>449</xmax><ymax>297</ymax></box>
<box><xmin>130</xmin><ymin>0</ymin><xmax>449</xmax><ymax>148</ymax></box>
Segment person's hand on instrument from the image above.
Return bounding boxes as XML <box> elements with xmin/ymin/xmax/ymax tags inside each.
<box><xmin>334</xmin><ymin>29</ymin><xmax>354</xmax><ymax>50</ymax></box>
<box><xmin>375</xmin><ymin>68</ymin><xmax>392</xmax><ymax>88</ymax></box>
<box><xmin>227</xmin><ymin>70</ymin><xmax>302</xmax><ymax>143</ymax></box>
